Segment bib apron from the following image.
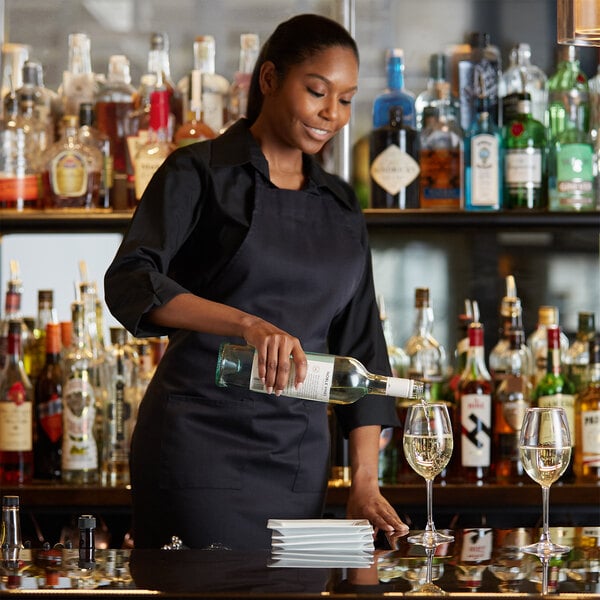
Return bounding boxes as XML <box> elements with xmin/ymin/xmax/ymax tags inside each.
<box><xmin>130</xmin><ymin>170</ymin><xmax>366</xmax><ymax>550</ymax></box>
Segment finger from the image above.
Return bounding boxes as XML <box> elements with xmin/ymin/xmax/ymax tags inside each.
<box><xmin>291</xmin><ymin>343</ymin><xmax>307</xmax><ymax>388</ymax></box>
<box><xmin>274</xmin><ymin>342</ymin><xmax>292</xmax><ymax>395</ymax></box>
<box><xmin>264</xmin><ymin>342</ymin><xmax>280</xmax><ymax>393</ymax></box>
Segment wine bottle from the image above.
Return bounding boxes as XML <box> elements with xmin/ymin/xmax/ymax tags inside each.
<box><xmin>574</xmin><ymin>335</ymin><xmax>600</xmax><ymax>481</ymax></box>
<box><xmin>215</xmin><ymin>343</ymin><xmax>424</xmax><ymax>405</ymax></box>
<box><xmin>532</xmin><ymin>324</ymin><xmax>576</xmax><ymax>482</ymax></box>
<box><xmin>452</xmin><ymin>321</ymin><xmax>493</xmax><ymax>483</ymax></box>
<box><xmin>565</xmin><ymin>311</ymin><xmax>596</xmax><ymax>393</ymax></box>
<box><xmin>0</xmin><ymin>321</ymin><xmax>34</xmax><ymax>485</ymax></box>
<box><xmin>33</xmin><ymin>322</ymin><xmax>63</xmax><ymax>480</ymax></box>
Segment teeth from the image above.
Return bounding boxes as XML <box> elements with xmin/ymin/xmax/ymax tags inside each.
<box><xmin>310</xmin><ymin>127</ymin><xmax>328</xmax><ymax>135</ymax></box>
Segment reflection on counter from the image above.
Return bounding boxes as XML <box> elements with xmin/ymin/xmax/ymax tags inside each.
<box><xmin>1</xmin><ymin>527</ymin><xmax>598</xmax><ymax>596</ymax></box>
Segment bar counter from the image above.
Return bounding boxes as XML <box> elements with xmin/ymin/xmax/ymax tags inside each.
<box><xmin>1</xmin><ymin>526</ymin><xmax>599</xmax><ymax>598</ymax></box>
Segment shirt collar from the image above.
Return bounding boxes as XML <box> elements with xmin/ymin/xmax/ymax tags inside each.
<box><xmin>210</xmin><ymin>119</ymin><xmax>355</xmax><ymax>210</ymax></box>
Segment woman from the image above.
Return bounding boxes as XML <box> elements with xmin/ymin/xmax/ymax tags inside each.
<box><xmin>105</xmin><ymin>13</ymin><xmax>408</xmax><ymax>550</ymax></box>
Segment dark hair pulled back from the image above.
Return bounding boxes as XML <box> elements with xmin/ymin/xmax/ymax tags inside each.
<box><xmin>246</xmin><ymin>13</ymin><xmax>359</xmax><ymax>124</ymax></box>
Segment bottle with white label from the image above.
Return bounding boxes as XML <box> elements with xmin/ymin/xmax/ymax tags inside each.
<box><xmin>452</xmin><ymin>322</ymin><xmax>492</xmax><ymax>483</ymax></box>
<box><xmin>61</xmin><ymin>301</ymin><xmax>98</xmax><ymax>484</ymax></box>
<box><xmin>215</xmin><ymin>343</ymin><xmax>424</xmax><ymax>405</ymax></box>
<box><xmin>369</xmin><ymin>105</ymin><xmax>420</xmax><ymax>209</ymax></box>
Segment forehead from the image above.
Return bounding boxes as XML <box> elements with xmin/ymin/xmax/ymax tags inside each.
<box><xmin>289</xmin><ymin>46</ymin><xmax>359</xmax><ymax>81</ymax></box>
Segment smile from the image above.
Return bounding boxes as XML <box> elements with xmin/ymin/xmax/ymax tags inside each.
<box><xmin>305</xmin><ymin>124</ymin><xmax>332</xmax><ymax>139</ymax></box>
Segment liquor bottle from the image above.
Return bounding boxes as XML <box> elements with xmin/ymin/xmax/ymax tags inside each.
<box><xmin>574</xmin><ymin>335</ymin><xmax>600</xmax><ymax>481</ymax></box>
<box><xmin>102</xmin><ymin>327</ymin><xmax>138</xmax><ymax>486</ymax></box>
<box><xmin>502</xmin><ymin>93</ymin><xmax>547</xmax><ymax>210</ymax></box>
<box><xmin>94</xmin><ymin>54</ymin><xmax>136</xmax><ymax>180</ymax></box>
<box><xmin>372</xmin><ymin>48</ymin><xmax>416</xmax><ymax>129</ymax></box>
<box><xmin>546</xmin><ymin>45</ymin><xmax>590</xmax><ymax>141</ymax></box>
<box><xmin>415</xmin><ymin>53</ymin><xmax>453</xmax><ymax>131</ymax></box>
<box><xmin>24</xmin><ymin>289</ymin><xmax>58</xmax><ymax>384</ymax></box>
<box><xmin>369</xmin><ymin>105</ymin><xmax>420</xmax><ymax>209</ymax></box>
<box><xmin>565</xmin><ymin>311</ymin><xmax>596</xmax><ymax>393</ymax></box>
<box><xmin>0</xmin><ymin>321</ymin><xmax>33</xmax><ymax>485</ymax></box>
<box><xmin>215</xmin><ymin>343</ymin><xmax>424</xmax><ymax>404</ymax></box>
<box><xmin>61</xmin><ymin>301</ymin><xmax>98</xmax><ymax>484</ymax></box>
<box><xmin>403</xmin><ymin>287</ymin><xmax>447</xmax><ymax>401</ymax></box>
<box><xmin>418</xmin><ymin>82</ymin><xmax>463</xmax><ymax>209</ymax></box>
<box><xmin>499</xmin><ymin>43</ymin><xmax>548</xmax><ymax>126</ymax></box>
<box><xmin>0</xmin><ymin>92</ymin><xmax>43</xmax><ymax>210</ymax></box>
<box><xmin>78</xmin><ymin>102</ymin><xmax>112</xmax><ymax>210</ymax></box>
<box><xmin>18</xmin><ymin>90</ymin><xmax>50</xmax><ymax>164</ymax></box>
<box><xmin>453</xmin><ymin>321</ymin><xmax>493</xmax><ymax>483</ymax></box>
<box><xmin>492</xmin><ymin>328</ymin><xmax>532</xmax><ymax>483</ymax></box>
<box><xmin>548</xmin><ymin>99</ymin><xmax>596</xmax><ymax>212</ymax></box>
<box><xmin>533</xmin><ymin>325</ymin><xmax>576</xmax><ymax>481</ymax></box>
<box><xmin>378</xmin><ymin>294</ymin><xmax>409</xmax><ymax>378</ymax></box>
<box><xmin>527</xmin><ymin>306</ymin><xmax>570</xmax><ymax>387</ymax></box>
<box><xmin>0</xmin><ymin>495</ymin><xmax>23</xmax><ymax>551</ymax></box>
<box><xmin>59</xmin><ymin>33</ymin><xmax>99</xmax><ymax>120</ymax></box>
<box><xmin>456</xmin><ymin>31</ymin><xmax>501</xmax><ymax>132</ymax></box>
<box><xmin>463</xmin><ymin>74</ymin><xmax>503</xmax><ymax>210</ymax></box>
<box><xmin>134</xmin><ymin>89</ymin><xmax>175</xmax><ymax>201</ymax></box>
<box><xmin>0</xmin><ymin>263</ymin><xmax>29</xmax><ymax>370</ymax></box>
<box><xmin>33</xmin><ymin>322</ymin><xmax>63</xmax><ymax>480</ymax></box>
<box><xmin>223</xmin><ymin>33</ymin><xmax>260</xmax><ymax>130</ymax></box>
<box><xmin>42</xmin><ymin>114</ymin><xmax>102</xmax><ymax>209</ymax></box>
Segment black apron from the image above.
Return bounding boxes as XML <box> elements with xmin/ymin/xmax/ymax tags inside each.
<box><xmin>130</xmin><ymin>171</ymin><xmax>366</xmax><ymax>550</ymax></box>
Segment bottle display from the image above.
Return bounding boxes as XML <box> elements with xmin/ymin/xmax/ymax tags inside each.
<box><xmin>369</xmin><ymin>105</ymin><xmax>420</xmax><ymax>209</ymax></box>
<box><xmin>453</xmin><ymin>321</ymin><xmax>493</xmax><ymax>483</ymax></box>
<box><xmin>565</xmin><ymin>311</ymin><xmax>596</xmax><ymax>393</ymax></box>
<box><xmin>532</xmin><ymin>325</ymin><xmax>576</xmax><ymax>482</ymax></box>
<box><xmin>574</xmin><ymin>335</ymin><xmax>600</xmax><ymax>481</ymax></box>
<box><xmin>372</xmin><ymin>48</ymin><xmax>416</xmax><ymax>129</ymax></box>
<box><xmin>33</xmin><ymin>322</ymin><xmax>63</xmax><ymax>480</ymax></box>
<box><xmin>0</xmin><ymin>321</ymin><xmax>34</xmax><ymax>485</ymax></box>
<box><xmin>215</xmin><ymin>343</ymin><xmax>425</xmax><ymax>405</ymax></box>
<box><xmin>502</xmin><ymin>93</ymin><xmax>547</xmax><ymax>209</ymax></box>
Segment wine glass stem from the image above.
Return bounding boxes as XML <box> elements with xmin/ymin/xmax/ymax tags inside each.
<box><xmin>425</xmin><ymin>478</ymin><xmax>435</xmax><ymax>534</ymax></box>
<box><xmin>540</xmin><ymin>485</ymin><xmax>551</xmax><ymax>545</ymax></box>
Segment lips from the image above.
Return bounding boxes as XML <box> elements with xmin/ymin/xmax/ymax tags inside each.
<box><xmin>305</xmin><ymin>123</ymin><xmax>332</xmax><ymax>140</ymax></box>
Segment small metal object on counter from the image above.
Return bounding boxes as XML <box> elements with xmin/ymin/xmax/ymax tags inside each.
<box><xmin>161</xmin><ymin>535</ymin><xmax>188</xmax><ymax>550</ymax></box>
<box><xmin>78</xmin><ymin>514</ymin><xmax>97</xmax><ymax>569</ymax></box>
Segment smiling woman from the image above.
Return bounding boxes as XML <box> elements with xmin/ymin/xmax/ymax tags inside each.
<box><xmin>104</xmin><ymin>13</ymin><xmax>405</xmax><ymax>550</ymax></box>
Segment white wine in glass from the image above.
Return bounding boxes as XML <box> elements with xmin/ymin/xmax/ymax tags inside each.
<box><xmin>403</xmin><ymin>402</ymin><xmax>454</xmax><ymax>547</ymax></box>
<box><xmin>519</xmin><ymin>407</ymin><xmax>572</xmax><ymax>557</ymax></box>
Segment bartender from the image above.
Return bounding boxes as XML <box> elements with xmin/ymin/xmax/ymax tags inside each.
<box><xmin>104</xmin><ymin>13</ymin><xmax>407</xmax><ymax>549</ymax></box>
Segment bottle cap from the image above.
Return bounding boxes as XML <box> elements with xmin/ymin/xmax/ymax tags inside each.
<box><xmin>577</xmin><ymin>311</ymin><xmax>595</xmax><ymax>334</ymax></box>
<box><xmin>78</xmin><ymin>515</ymin><xmax>96</xmax><ymax>530</ymax></box>
<box><xmin>468</xmin><ymin>322</ymin><xmax>484</xmax><ymax>347</ymax></box>
<box><xmin>78</xmin><ymin>102</ymin><xmax>95</xmax><ymax>127</ymax></box>
<box><xmin>538</xmin><ymin>306</ymin><xmax>559</xmax><ymax>326</ymax></box>
<box><xmin>38</xmin><ymin>289</ymin><xmax>54</xmax><ymax>305</ymax></box>
<box><xmin>414</xmin><ymin>287</ymin><xmax>430</xmax><ymax>308</ymax></box>
<box><xmin>546</xmin><ymin>325</ymin><xmax>561</xmax><ymax>349</ymax></box>
<box><xmin>110</xmin><ymin>327</ymin><xmax>128</xmax><ymax>345</ymax></box>
<box><xmin>21</xmin><ymin>60</ymin><xmax>43</xmax><ymax>86</ymax></box>
<box><xmin>150</xmin><ymin>32</ymin><xmax>168</xmax><ymax>51</ymax></box>
<box><xmin>149</xmin><ymin>89</ymin><xmax>170</xmax><ymax>131</ymax></box>
<box><xmin>429</xmin><ymin>53</ymin><xmax>447</xmax><ymax>80</ymax></box>
<box><xmin>2</xmin><ymin>496</ymin><xmax>19</xmax><ymax>508</ymax></box>
<box><xmin>588</xmin><ymin>335</ymin><xmax>600</xmax><ymax>365</ymax></box>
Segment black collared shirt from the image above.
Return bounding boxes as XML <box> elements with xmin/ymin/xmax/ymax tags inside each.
<box><xmin>105</xmin><ymin>119</ymin><xmax>398</xmax><ymax>433</ymax></box>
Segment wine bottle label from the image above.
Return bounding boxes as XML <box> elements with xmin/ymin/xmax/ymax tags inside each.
<box><xmin>536</xmin><ymin>394</ymin><xmax>575</xmax><ymax>442</ymax></box>
<box><xmin>385</xmin><ymin>377</ymin><xmax>414</xmax><ymax>398</ymax></box>
<box><xmin>460</xmin><ymin>393</ymin><xmax>492</xmax><ymax>467</ymax></box>
<box><xmin>470</xmin><ymin>134</ymin><xmax>500</xmax><ymax>206</ymax></box>
<box><xmin>135</xmin><ymin>154</ymin><xmax>168</xmax><ymax>200</ymax></box>
<box><xmin>502</xmin><ymin>397</ymin><xmax>529</xmax><ymax>432</ymax></box>
<box><xmin>505</xmin><ymin>148</ymin><xmax>542</xmax><ymax>187</ymax></box>
<box><xmin>0</xmin><ymin>394</ymin><xmax>33</xmax><ymax>452</ymax></box>
<box><xmin>38</xmin><ymin>393</ymin><xmax>63</xmax><ymax>443</ymax></box>
<box><xmin>49</xmin><ymin>151</ymin><xmax>88</xmax><ymax>197</ymax></box>
<box><xmin>555</xmin><ymin>143</ymin><xmax>594</xmax><ymax>207</ymax></box>
<box><xmin>250</xmin><ymin>352</ymin><xmax>335</xmax><ymax>402</ymax></box>
<box><xmin>460</xmin><ymin>528</ymin><xmax>493</xmax><ymax>562</ymax></box>
<box><xmin>580</xmin><ymin>409</ymin><xmax>600</xmax><ymax>466</ymax></box>
<box><xmin>370</xmin><ymin>144</ymin><xmax>420</xmax><ymax>195</ymax></box>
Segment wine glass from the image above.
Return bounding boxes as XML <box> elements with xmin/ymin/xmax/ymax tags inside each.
<box><xmin>519</xmin><ymin>407</ymin><xmax>572</xmax><ymax>558</ymax></box>
<box><xmin>403</xmin><ymin>402</ymin><xmax>454</xmax><ymax>547</ymax></box>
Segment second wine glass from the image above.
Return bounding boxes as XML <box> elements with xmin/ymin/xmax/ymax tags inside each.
<box><xmin>403</xmin><ymin>402</ymin><xmax>454</xmax><ymax>547</ymax></box>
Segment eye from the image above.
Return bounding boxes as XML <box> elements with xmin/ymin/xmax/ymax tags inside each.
<box><xmin>339</xmin><ymin>98</ymin><xmax>353</xmax><ymax>106</ymax></box>
<box><xmin>307</xmin><ymin>87</ymin><xmax>324</xmax><ymax>98</ymax></box>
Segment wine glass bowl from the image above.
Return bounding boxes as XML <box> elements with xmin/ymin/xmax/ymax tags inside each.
<box><xmin>403</xmin><ymin>402</ymin><xmax>454</xmax><ymax>547</ymax></box>
<box><xmin>518</xmin><ymin>407</ymin><xmax>572</xmax><ymax>558</ymax></box>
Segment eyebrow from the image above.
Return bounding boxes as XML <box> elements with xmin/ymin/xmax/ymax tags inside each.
<box><xmin>305</xmin><ymin>72</ymin><xmax>358</xmax><ymax>94</ymax></box>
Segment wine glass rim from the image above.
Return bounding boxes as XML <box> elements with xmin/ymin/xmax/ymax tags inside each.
<box><xmin>526</xmin><ymin>406</ymin><xmax>567</xmax><ymax>414</ymax></box>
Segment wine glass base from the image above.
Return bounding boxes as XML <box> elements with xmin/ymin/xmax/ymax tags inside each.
<box><xmin>406</xmin><ymin>582</ymin><xmax>448</xmax><ymax>596</ymax></box>
<box><xmin>520</xmin><ymin>541</ymin><xmax>570</xmax><ymax>558</ymax></box>
<box><xmin>407</xmin><ymin>530</ymin><xmax>454</xmax><ymax>548</ymax></box>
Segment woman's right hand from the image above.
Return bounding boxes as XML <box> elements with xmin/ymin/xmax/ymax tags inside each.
<box><xmin>241</xmin><ymin>317</ymin><xmax>307</xmax><ymax>395</ymax></box>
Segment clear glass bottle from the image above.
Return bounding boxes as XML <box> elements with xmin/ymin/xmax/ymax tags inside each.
<box><xmin>0</xmin><ymin>321</ymin><xmax>33</xmax><ymax>485</ymax></box>
<box><xmin>216</xmin><ymin>343</ymin><xmax>424</xmax><ymax>405</ymax></box>
<box><xmin>418</xmin><ymin>82</ymin><xmax>463</xmax><ymax>209</ymax></box>
<box><xmin>134</xmin><ymin>89</ymin><xmax>176</xmax><ymax>201</ymax></box>
<box><xmin>42</xmin><ymin>114</ymin><xmax>102</xmax><ymax>209</ymax></box>
<box><xmin>564</xmin><ymin>311</ymin><xmax>596</xmax><ymax>393</ymax></box>
<box><xmin>527</xmin><ymin>305</ymin><xmax>570</xmax><ymax>387</ymax></box>
<box><xmin>574</xmin><ymin>335</ymin><xmax>600</xmax><ymax>481</ymax></box>
<box><xmin>590</xmin><ymin>61</ymin><xmax>600</xmax><ymax>141</ymax></box>
<box><xmin>0</xmin><ymin>263</ymin><xmax>30</xmax><ymax>371</ymax></box>
<box><xmin>492</xmin><ymin>329</ymin><xmax>532</xmax><ymax>483</ymax></box>
<box><xmin>33</xmin><ymin>321</ymin><xmax>63</xmax><ymax>480</ymax></box>
<box><xmin>403</xmin><ymin>287</ymin><xmax>447</xmax><ymax>401</ymax></box>
<box><xmin>415</xmin><ymin>53</ymin><xmax>453</xmax><ymax>131</ymax></box>
<box><xmin>453</xmin><ymin>322</ymin><xmax>493</xmax><ymax>484</ymax></box>
<box><xmin>369</xmin><ymin>105</ymin><xmax>420</xmax><ymax>209</ymax></box>
<box><xmin>24</xmin><ymin>289</ymin><xmax>57</xmax><ymax>384</ymax></box>
<box><xmin>372</xmin><ymin>48</ymin><xmax>416</xmax><ymax>129</ymax></box>
<box><xmin>463</xmin><ymin>75</ymin><xmax>503</xmax><ymax>210</ymax></box>
<box><xmin>18</xmin><ymin>89</ymin><xmax>50</xmax><ymax>165</ymax></box>
<box><xmin>500</xmin><ymin>43</ymin><xmax>548</xmax><ymax>126</ymax></box>
<box><xmin>102</xmin><ymin>327</ymin><xmax>138</xmax><ymax>487</ymax></box>
<box><xmin>61</xmin><ymin>301</ymin><xmax>98</xmax><ymax>484</ymax></box>
<box><xmin>502</xmin><ymin>93</ymin><xmax>547</xmax><ymax>210</ymax></box>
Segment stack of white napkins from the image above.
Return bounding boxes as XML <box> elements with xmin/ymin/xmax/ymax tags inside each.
<box><xmin>267</xmin><ymin>519</ymin><xmax>375</xmax><ymax>568</ymax></box>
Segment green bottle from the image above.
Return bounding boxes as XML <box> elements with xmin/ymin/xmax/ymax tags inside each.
<box><xmin>503</xmin><ymin>93</ymin><xmax>547</xmax><ymax>209</ymax></box>
<box><xmin>546</xmin><ymin>45</ymin><xmax>590</xmax><ymax>140</ymax></box>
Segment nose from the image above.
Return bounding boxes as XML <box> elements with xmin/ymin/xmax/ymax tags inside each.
<box><xmin>319</xmin><ymin>96</ymin><xmax>339</xmax><ymax>122</ymax></box>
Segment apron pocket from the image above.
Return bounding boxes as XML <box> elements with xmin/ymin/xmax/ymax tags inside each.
<box><xmin>159</xmin><ymin>392</ymin><xmax>254</xmax><ymax>490</ymax></box>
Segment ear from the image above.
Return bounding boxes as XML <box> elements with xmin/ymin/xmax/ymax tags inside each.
<box><xmin>259</xmin><ymin>61</ymin><xmax>279</xmax><ymax>95</ymax></box>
